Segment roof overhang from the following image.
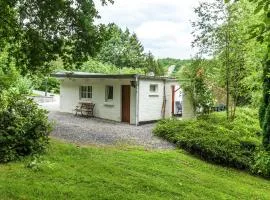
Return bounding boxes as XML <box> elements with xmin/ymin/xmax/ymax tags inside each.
<box><xmin>51</xmin><ymin>72</ymin><xmax>178</xmax><ymax>82</ymax></box>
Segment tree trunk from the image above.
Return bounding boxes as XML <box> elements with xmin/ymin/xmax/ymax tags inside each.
<box><xmin>225</xmin><ymin>29</ymin><xmax>230</xmax><ymax>120</ymax></box>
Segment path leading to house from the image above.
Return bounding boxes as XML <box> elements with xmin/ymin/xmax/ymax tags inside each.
<box><xmin>39</xmin><ymin>94</ymin><xmax>174</xmax><ymax>149</ymax></box>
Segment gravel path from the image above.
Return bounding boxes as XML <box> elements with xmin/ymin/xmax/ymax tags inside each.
<box><xmin>48</xmin><ymin>111</ymin><xmax>175</xmax><ymax>149</ymax></box>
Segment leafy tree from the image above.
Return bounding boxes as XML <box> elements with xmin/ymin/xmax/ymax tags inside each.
<box><xmin>249</xmin><ymin>0</ymin><xmax>270</xmax><ymax>148</ymax></box>
<box><xmin>192</xmin><ymin>0</ymin><xmax>260</xmax><ymax>120</ymax></box>
<box><xmin>143</xmin><ymin>52</ymin><xmax>165</xmax><ymax>76</ymax></box>
<box><xmin>0</xmin><ymin>0</ymin><xmax>113</xmax><ymax>74</ymax></box>
<box><xmin>0</xmin><ymin>0</ymin><xmax>114</xmax><ymax>163</ymax></box>
<box><xmin>96</xmin><ymin>24</ymin><xmax>166</xmax><ymax>76</ymax></box>
<box><xmin>0</xmin><ymin>50</ymin><xmax>20</xmax><ymax>91</ymax></box>
<box><xmin>178</xmin><ymin>59</ymin><xmax>215</xmax><ymax>115</ymax></box>
<box><xmin>97</xmin><ymin>24</ymin><xmax>145</xmax><ymax>69</ymax></box>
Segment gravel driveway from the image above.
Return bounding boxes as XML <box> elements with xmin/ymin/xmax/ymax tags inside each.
<box><xmin>38</xmin><ymin>96</ymin><xmax>174</xmax><ymax>149</ymax></box>
<box><xmin>48</xmin><ymin>111</ymin><xmax>174</xmax><ymax>149</ymax></box>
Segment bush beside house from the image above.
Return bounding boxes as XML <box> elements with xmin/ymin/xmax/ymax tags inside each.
<box><xmin>0</xmin><ymin>90</ymin><xmax>52</xmax><ymax>163</ymax></box>
<box><xmin>153</xmin><ymin>108</ymin><xmax>270</xmax><ymax>177</ymax></box>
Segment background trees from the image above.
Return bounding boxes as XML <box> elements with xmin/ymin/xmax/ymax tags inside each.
<box><xmin>96</xmin><ymin>24</ymin><xmax>165</xmax><ymax>75</ymax></box>
<box><xmin>190</xmin><ymin>0</ymin><xmax>270</xmax><ymax>150</ymax></box>
<box><xmin>97</xmin><ymin>24</ymin><xmax>145</xmax><ymax>69</ymax></box>
<box><xmin>191</xmin><ymin>0</ymin><xmax>265</xmax><ymax>120</ymax></box>
<box><xmin>0</xmin><ymin>0</ymin><xmax>115</xmax><ymax>162</ymax></box>
<box><xmin>248</xmin><ymin>0</ymin><xmax>270</xmax><ymax>149</ymax></box>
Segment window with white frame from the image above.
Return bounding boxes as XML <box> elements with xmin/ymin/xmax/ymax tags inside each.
<box><xmin>79</xmin><ymin>86</ymin><xmax>92</xmax><ymax>99</ymax></box>
<box><xmin>149</xmin><ymin>84</ymin><xmax>158</xmax><ymax>93</ymax></box>
<box><xmin>105</xmin><ymin>85</ymin><xmax>113</xmax><ymax>101</ymax></box>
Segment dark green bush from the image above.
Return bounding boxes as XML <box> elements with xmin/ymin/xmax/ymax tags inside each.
<box><xmin>153</xmin><ymin>108</ymin><xmax>261</xmax><ymax>170</ymax></box>
<box><xmin>0</xmin><ymin>92</ymin><xmax>52</xmax><ymax>163</ymax></box>
<box><xmin>251</xmin><ymin>150</ymin><xmax>270</xmax><ymax>177</ymax></box>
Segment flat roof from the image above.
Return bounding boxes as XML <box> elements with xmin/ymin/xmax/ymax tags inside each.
<box><xmin>52</xmin><ymin>71</ymin><xmax>178</xmax><ymax>81</ymax></box>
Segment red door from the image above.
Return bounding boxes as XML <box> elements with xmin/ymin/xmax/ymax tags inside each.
<box><xmin>122</xmin><ymin>85</ymin><xmax>130</xmax><ymax>123</ymax></box>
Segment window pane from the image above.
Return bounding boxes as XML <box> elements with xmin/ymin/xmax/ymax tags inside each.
<box><xmin>82</xmin><ymin>86</ymin><xmax>86</xmax><ymax>93</ymax></box>
<box><xmin>150</xmin><ymin>84</ymin><xmax>157</xmax><ymax>92</ymax></box>
<box><xmin>105</xmin><ymin>86</ymin><xmax>113</xmax><ymax>101</ymax></box>
<box><xmin>80</xmin><ymin>86</ymin><xmax>92</xmax><ymax>99</ymax></box>
<box><xmin>87</xmin><ymin>86</ymin><xmax>92</xmax><ymax>98</ymax></box>
<box><xmin>88</xmin><ymin>86</ymin><xmax>92</xmax><ymax>93</ymax></box>
<box><xmin>108</xmin><ymin>86</ymin><xmax>113</xmax><ymax>99</ymax></box>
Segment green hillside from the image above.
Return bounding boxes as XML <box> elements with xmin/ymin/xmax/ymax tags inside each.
<box><xmin>0</xmin><ymin>139</ymin><xmax>269</xmax><ymax>200</ymax></box>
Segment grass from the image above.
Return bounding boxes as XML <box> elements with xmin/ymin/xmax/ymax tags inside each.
<box><xmin>0</xmin><ymin>139</ymin><xmax>270</xmax><ymax>199</ymax></box>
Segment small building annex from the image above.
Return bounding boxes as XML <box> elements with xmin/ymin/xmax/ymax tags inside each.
<box><xmin>53</xmin><ymin>72</ymin><xmax>193</xmax><ymax>125</ymax></box>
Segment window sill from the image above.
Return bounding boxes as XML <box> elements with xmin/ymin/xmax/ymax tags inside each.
<box><xmin>148</xmin><ymin>94</ymin><xmax>159</xmax><ymax>97</ymax></box>
<box><xmin>79</xmin><ymin>98</ymin><xmax>92</xmax><ymax>101</ymax></box>
<box><xmin>104</xmin><ymin>102</ymin><xmax>114</xmax><ymax>106</ymax></box>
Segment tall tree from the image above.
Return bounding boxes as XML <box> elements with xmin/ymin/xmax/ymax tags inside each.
<box><xmin>143</xmin><ymin>52</ymin><xmax>165</xmax><ymax>76</ymax></box>
<box><xmin>97</xmin><ymin>24</ymin><xmax>145</xmax><ymax>69</ymax></box>
<box><xmin>192</xmin><ymin>0</ymin><xmax>253</xmax><ymax>120</ymax></box>
<box><xmin>248</xmin><ymin>0</ymin><xmax>270</xmax><ymax>148</ymax></box>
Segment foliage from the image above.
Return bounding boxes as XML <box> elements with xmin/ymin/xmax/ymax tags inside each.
<box><xmin>36</xmin><ymin>77</ymin><xmax>60</xmax><ymax>94</ymax></box>
<box><xmin>0</xmin><ymin>50</ymin><xmax>20</xmax><ymax>91</ymax></box>
<box><xmin>153</xmin><ymin>108</ymin><xmax>261</xmax><ymax>170</ymax></box>
<box><xmin>81</xmin><ymin>58</ymin><xmax>144</xmax><ymax>74</ymax></box>
<box><xmin>82</xmin><ymin>58</ymin><xmax>118</xmax><ymax>73</ymax></box>
<box><xmin>0</xmin><ymin>43</ymin><xmax>50</xmax><ymax>164</ymax></box>
<box><xmin>0</xmin><ymin>89</ymin><xmax>51</xmax><ymax>163</ymax></box>
<box><xmin>0</xmin><ymin>0</ymin><xmax>113</xmax><ymax>74</ymax></box>
<box><xmin>0</xmin><ymin>140</ymin><xmax>270</xmax><ymax>199</ymax></box>
<box><xmin>259</xmin><ymin>35</ymin><xmax>270</xmax><ymax>149</ymax></box>
<box><xmin>248</xmin><ymin>0</ymin><xmax>270</xmax><ymax>149</ymax></box>
<box><xmin>16</xmin><ymin>76</ymin><xmax>33</xmax><ymax>95</ymax></box>
<box><xmin>252</xmin><ymin>150</ymin><xmax>270</xmax><ymax>177</ymax></box>
<box><xmin>261</xmin><ymin>98</ymin><xmax>270</xmax><ymax>148</ymax></box>
<box><xmin>192</xmin><ymin>0</ymin><xmax>264</xmax><ymax>120</ymax></box>
<box><xmin>158</xmin><ymin>58</ymin><xmax>192</xmax><ymax>69</ymax></box>
<box><xmin>25</xmin><ymin>155</ymin><xmax>55</xmax><ymax>172</ymax></box>
<box><xmin>178</xmin><ymin>59</ymin><xmax>215</xmax><ymax>115</ymax></box>
<box><xmin>96</xmin><ymin>24</ymin><xmax>164</xmax><ymax>76</ymax></box>
<box><xmin>158</xmin><ymin>58</ymin><xmax>192</xmax><ymax>76</ymax></box>
<box><xmin>143</xmin><ymin>52</ymin><xmax>165</xmax><ymax>76</ymax></box>
<box><xmin>97</xmin><ymin>24</ymin><xmax>145</xmax><ymax>70</ymax></box>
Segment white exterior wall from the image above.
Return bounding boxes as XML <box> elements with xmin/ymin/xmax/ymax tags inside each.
<box><xmin>164</xmin><ymin>81</ymin><xmax>181</xmax><ymax>117</ymax></box>
<box><xmin>138</xmin><ymin>79</ymin><xmax>180</xmax><ymax>122</ymax></box>
<box><xmin>182</xmin><ymin>92</ymin><xmax>195</xmax><ymax>119</ymax></box>
<box><xmin>138</xmin><ymin>79</ymin><xmax>164</xmax><ymax>122</ymax></box>
<box><xmin>130</xmin><ymin>86</ymin><xmax>136</xmax><ymax>124</ymax></box>
<box><xmin>59</xmin><ymin>76</ymin><xmax>187</xmax><ymax>124</ymax></box>
<box><xmin>59</xmin><ymin>78</ymin><xmax>136</xmax><ymax>124</ymax></box>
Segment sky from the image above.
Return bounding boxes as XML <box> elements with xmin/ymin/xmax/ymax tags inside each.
<box><xmin>94</xmin><ymin>0</ymin><xmax>201</xmax><ymax>59</ymax></box>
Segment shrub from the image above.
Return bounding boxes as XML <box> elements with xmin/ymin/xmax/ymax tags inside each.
<box><xmin>153</xmin><ymin>108</ymin><xmax>261</xmax><ymax>170</ymax></box>
<box><xmin>0</xmin><ymin>90</ymin><xmax>52</xmax><ymax>163</ymax></box>
<box><xmin>16</xmin><ymin>76</ymin><xmax>33</xmax><ymax>95</ymax></box>
<box><xmin>251</xmin><ymin>150</ymin><xmax>270</xmax><ymax>177</ymax></box>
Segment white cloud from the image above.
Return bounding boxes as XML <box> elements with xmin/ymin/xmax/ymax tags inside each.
<box><xmin>94</xmin><ymin>0</ymin><xmax>201</xmax><ymax>58</ymax></box>
<box><xmin>135</xmin><ymin>21</ymin><xmax>186</xmax><ymax>40</ymax></box>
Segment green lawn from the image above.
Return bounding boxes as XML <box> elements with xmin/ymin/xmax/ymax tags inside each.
<box><xmin>0</xmin><ymin>139</ymin><xmax>270</xmax><ymax>200</ymax></box>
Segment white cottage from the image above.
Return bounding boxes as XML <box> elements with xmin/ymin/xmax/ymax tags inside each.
<box><xmin>53</xmin><ymin>72</ymin><xmax>193</xmax><ymax>125</ymax></box>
